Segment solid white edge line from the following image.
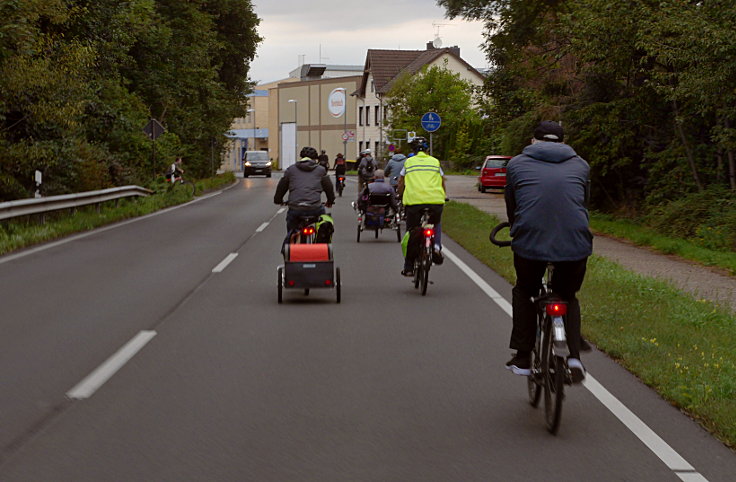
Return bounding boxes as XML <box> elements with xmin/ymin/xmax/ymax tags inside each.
<box><xmin>212</xmin><ymin>253</ymin><xmax>238</xmax><ymax>273</ymax></box>
<box><xmin>443</xmin><ymin>248</ymin><xmax>512</xmax><ymax>316</ymax></box>
<box><xmin>256</xmin><ymin>222</ymin><xmax>269</xmax><ymax>232</ymax></box>
<box><xmin>277</xmin><ymin>207</ymin><xmax>286</xmax><ymax>214</ymax></box>
<box><xmin>66</xmin><ymin>331</ymin><xmax>156</xmax><ymax>400</ymax></box>
<box><xmin>583</xmin><ymin>375</ymin><xmax>697</xmax><ymax>472</ymax></box>
<box><xmin>443</xmin><ymin>246</ymin><xmax>707</xmax><ymax>480</ymax></box>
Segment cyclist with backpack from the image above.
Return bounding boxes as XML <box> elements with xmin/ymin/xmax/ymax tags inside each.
<box><xmin>357</xmin><ymin>149</ymin><xmax>377</xmax><ymax>192</ymax></box>
<box><xmin>397</xmin><ymin>137</ymin><xmax>446</xmax><ymax>277</ymax></box>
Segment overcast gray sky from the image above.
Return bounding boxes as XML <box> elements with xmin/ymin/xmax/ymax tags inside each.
<box><xmin>249</xmin><ymin>0</ymin><xmax>488</xmax><ymax>84</ymax></box>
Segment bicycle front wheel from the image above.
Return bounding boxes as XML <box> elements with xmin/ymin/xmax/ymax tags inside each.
<box><xmin>183</xmin><ymin>180</ymin><xmax>195</xmax><ymax>196</ymax></box>
<box><xmin>542</xmin><ymin>316</ymin><xmax>565</xmax><ymax>434</ymax></box>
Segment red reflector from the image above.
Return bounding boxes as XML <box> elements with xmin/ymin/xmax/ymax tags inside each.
<box><xmin>324</xmin><ymin>280</ymin><xmax>332</xmax><ymax>286</ymax></box>
<box><xmin>424</xmin><ymin>228</ymin><xmax>434</xmax><ymax>237</ymax></box>
<box><xmin>546</xmin><ymin>303</ymin><xmax>567</xmax><ymax>315</ymax></box>
<box><xmin>288</xmin><ymin>280</ymin><xmax>295</xmax><ymax>287</ymax></box>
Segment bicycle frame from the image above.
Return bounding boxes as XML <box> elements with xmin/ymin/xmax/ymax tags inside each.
<box><xmin>412</xmin><ymin>209</ymin><xmax>435</xmax><ymax>295</ymax></box>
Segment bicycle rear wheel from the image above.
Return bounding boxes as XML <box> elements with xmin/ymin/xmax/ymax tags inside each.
<box><xmin>420</xmin><ymin>244</ymin><xmax>431</xmax><ymax>296</ymax></box>
<box><xmin>528</xmin><ymin>346</ymin><xmax>542</xmax><ymax>407</ymax></box>
<box><xmin>413</xmin><ymin>258</ymin><xmax>421</xmax><ymax>289</ymax></box>
<box><xmin>542</xmin><ymin>316</ymin><xmax>565</xmax><ymax>434</ymax></box>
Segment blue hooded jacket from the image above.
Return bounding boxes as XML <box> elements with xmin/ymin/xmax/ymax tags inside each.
<box><xmin>504</xmin><ymin>141</ymin><xmax>592</xmax><ymax>261</ymax></box>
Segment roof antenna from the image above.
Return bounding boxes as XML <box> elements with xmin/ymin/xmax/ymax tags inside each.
<box><xmin>432</xmin><ymin>22</ymin><xmax>453</xmax><ymax>48</ymax></box>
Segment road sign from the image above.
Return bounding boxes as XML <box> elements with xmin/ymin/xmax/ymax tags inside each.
<box><xmin>407</xmin><ymin>131</ymin><xmax>416</xmax><ymax>142</ymax></box>
<box><xmin>388</xmin><ymin>144</ymin><xmax>395</xmax><ymax>152</ymax></box>
<box><xmin>143</xmin><ymin>119</ymin><xmax>166</xmax><ymax>140</ymax></box>
<box><xmin>421</xmin><ymin>112</ymin><xmax>441</xmax><ymax>132</ymax></box>
<box><xmin>341</xmin><ymin>132</ymin><xmax>349</xmax><ymax>141</ymax></box>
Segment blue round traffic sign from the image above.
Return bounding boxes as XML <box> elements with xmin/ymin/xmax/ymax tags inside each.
<box><xmin>421</xmin><ymin>112</ymin><xmax>441</xmax><ymax>132</ymax></box>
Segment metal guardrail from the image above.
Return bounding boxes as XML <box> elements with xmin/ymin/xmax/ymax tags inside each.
<box><xmin>0</xmin><ymin>185</ymin><xmax>153</xmax><ymax>221</ymax></box>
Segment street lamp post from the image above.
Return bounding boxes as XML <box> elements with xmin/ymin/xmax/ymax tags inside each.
<box><xmin>247</xmin><ymin>108</ymin><xmax>256</xmax><ymax>152</ymax></box>
<box><xmin>288</xmin><ymin>99</ymin><xmax>298</xmax><ymax>162</ymax></box>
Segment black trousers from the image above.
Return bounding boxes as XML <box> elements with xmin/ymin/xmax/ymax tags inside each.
<box><xmin>510</xmin><ymin>254</ymin><xmax>588</xmax><ymax>359</ymax></box>
<box><xmin>403</xmin><ymin>204</ymin><xmax>443</xmax><ymax>269</ymax></box>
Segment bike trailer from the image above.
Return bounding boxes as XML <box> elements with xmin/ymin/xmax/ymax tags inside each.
<box><xmin>283</xmin><ymin>243</ymin><xmax>334</xmax><ymax>288</ymax></box>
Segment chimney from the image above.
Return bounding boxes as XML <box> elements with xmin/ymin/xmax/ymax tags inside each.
<box><xmin>449</xmin><ymin>46</ymin><xmax>460</xmax><ymax>57</ymax></box>
<box><xmin>426</xmin><ymin>41</ymin><xmax>436</xmax><ymax>50</ymax></box>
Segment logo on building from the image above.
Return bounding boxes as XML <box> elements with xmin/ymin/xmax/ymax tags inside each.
<box><xmin>328</xmin><ymin>88</ymin><xmax>346</xmax><ymax>118</ymax></box>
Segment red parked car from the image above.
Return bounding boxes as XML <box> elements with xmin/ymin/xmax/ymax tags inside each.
<box><xmin>477</xmin><ymin>155</ymin><xmax>512</xmax><ymax>192</ymax></box>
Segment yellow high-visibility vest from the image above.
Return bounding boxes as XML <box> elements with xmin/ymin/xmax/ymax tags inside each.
<box><xmin>402</xmin><ymin>152</ymin><xmax>445</xmax><ymax>205</ymax></box>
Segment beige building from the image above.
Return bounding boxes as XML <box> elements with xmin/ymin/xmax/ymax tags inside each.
<box><xmin>276</xmin><ymin>74</ymin><xmax>361</xmax><ymax>170</ymax></box>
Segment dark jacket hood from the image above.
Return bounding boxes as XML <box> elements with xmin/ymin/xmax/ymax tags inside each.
<box><xmin>296</xmin><ymin>158</ymin><xmax>319</xmax><ymax>171</ymax></box>
<box><xmin>522</xmin><ymin>141</ymin><xmax>578</xmax><ymax>163</ymax></box>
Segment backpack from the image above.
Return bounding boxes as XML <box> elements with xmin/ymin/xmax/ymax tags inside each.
<box><xmin>315</xmin><ymin>214</ymin><xmax>334</xmax><ymax>243</ymax></box>
<box><xmin>360</xmin><ymin>158</ymin><xmax>375</xmax><ymax>178</ymax></box>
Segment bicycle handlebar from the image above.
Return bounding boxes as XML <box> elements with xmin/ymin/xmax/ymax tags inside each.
<box><xmin>489</xmin><ymin>222</ymin><xmax>512</xmax><ymax>247</ymax></box>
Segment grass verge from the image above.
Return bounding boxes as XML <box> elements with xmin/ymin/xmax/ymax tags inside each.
<box><xmin>0</xmin><ymin>173</ymin><xmax>236</xmax><ymax>256</ymax></box>
<box><xmin>590</xmin><ymin>212</ymin><xmax>736</xmax><ymax>276</ymax></box>
<box><xmin>443</xmin><ymin>201</ymin><xmax>736</xmax><ymax>449</ymax></box>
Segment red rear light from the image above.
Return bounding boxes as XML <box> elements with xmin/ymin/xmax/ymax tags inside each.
<box><xmin>423</xmin><ymin>228</ymin><xmax>434</xmax><ymax>237</ymax></box>
<box><xmin>288</xmin><ymin>280</ymin><xmax>295</xmax><ymax>287</ymax></box>
<box><xmin>302</xmin><ymin>226</ymin><xmax>315</xmax><ymax>236</ymax></box>
<box><xmin>546</xmin><ymin>303</ymin><xmax>567</xmax><ymax>316</ymax></box>
<box><xmin>324</xmin><ymin>280</ymin><xmax>332</xmax><ymax>286</ymax></box>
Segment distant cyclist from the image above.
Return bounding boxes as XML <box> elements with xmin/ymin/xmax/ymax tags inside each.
<box><xmin>274</xmin><ymin>146</ymin><xmax>335</xmax><ymax>247</ymax></box>
<box><xmin>384</xmin><ymin>151</ymin><xmax>406</xmax><ymax>188</ymax></box>
<box><xmin>397</xmin><ymin>137</ymin><xmax>446</xmax><ymax>276</ymax></box>
<box><xmin>318</xmin><ymin>149</ymin><xmax>330</xmax><ymax>170</ymax></box>
<box><xmin>166</xmin><ymin>157</ymin><xmax>184</xmax><ymax>182</ymax></box>
<box><xmin>504</xmin><ymin>121</ymin><xmax>592</xmax><ymax>383</ymax></box>
<box><xmin>333</xmin><ymin>153</ymin><xmax>347</xmax><ymax>183</ymax></box>
<box><xmin>357</xmin><ymin>149</ymin><xmax>377</xmax><ymax>192</ymax></box>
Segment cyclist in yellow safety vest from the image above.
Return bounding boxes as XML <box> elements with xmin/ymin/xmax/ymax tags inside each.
<box><xmin>397</xmin><ymin>137</ymin><xmax>447</xmax><ymax>277</ymax></box>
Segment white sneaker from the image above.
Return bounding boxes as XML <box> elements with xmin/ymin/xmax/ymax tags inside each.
<box><xmin>567</xmin><ymin>358</ymin><xmax>586</xmax><ymax>384</ymax></box>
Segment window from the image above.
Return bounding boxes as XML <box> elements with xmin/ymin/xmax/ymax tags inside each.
<box><xmin>375</xmin><ymin>141</ymin><xmax>379</xmax><ymax>154</ymax></box>
<box><xmin>366</xmin><ymin>106</ymin><xmax>370</xmax><ymax>126</ymax></box>
<box><xmin>375</xmin><ymin>106</ymin><xmax>380</xmax><ymax>126</ymax></box>
<box><xmin>371</xmin><ymin>80</ymin><xmax>374</xmax><ymax>93</ymax></box>
<box><xmin>359</xmin><ymin>141</ymin><xmax>363</xmax><ymax>152</ymax></box>
<box><xmin>358</xmin><ymin>107</ymin><xmax>363</xmax><ymax>126</ymax></box>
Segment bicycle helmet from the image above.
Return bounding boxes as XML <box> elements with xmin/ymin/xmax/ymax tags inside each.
<box><xmin>300</xmin><ymin>146</ymin><xmax>319</xmax><ymax>160</ymax></box>
<box><xmin>409</xmin><ymin>136</ymin><xmax>429</xmax><ymax>153</ymax></box>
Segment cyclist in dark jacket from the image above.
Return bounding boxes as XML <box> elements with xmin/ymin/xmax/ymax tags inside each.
<box><xmin>274</xmin><ymin>146</ymin><xmax>335</xmax><ymax>243</ymax></box>
<box><xmin>504</xmin><ymin>121</ymin><xmax>592</xmax><ymax>383</ymax></box>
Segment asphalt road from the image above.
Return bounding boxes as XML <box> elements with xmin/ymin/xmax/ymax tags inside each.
<box><xmin>1</xmin><ymin>175</ymin><xmax>734</xmax><ymax>481</ymax></box>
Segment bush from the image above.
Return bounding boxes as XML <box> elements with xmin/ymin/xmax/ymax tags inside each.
<box><xmin>644</xmin><ymin>187</ymin><xmax>736</xmax><ymax>252</ymax></box>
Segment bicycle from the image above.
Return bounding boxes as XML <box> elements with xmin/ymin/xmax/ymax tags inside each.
<box><xmin>411</xmin><ymin>207</ymin><xmax>435</xmax><ymax>296</ymax></box>
<box><xmin>335</xmin><ymin>175</ymin><xmax>346</xmax><ymax>197</ymax></box>
<box><xmin>289</xmin><ymin>214</ymin><xmax>321</xmax><ymax>244</ymax></box>
<box><xmin>166</xmin><ymin>174</ymin><xmax>195</xmax><ymax>197</ymax></box>
<box><xmin>489</xmin><ymin>221</ymin><xmax>573</xmax><ymax>434</ymax></box>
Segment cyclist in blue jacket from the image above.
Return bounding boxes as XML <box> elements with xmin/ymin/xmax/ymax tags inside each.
<box><xmin>504</xmin><ymin>121</ymin><xmax>592</xmax><ymax>383</ymax></box>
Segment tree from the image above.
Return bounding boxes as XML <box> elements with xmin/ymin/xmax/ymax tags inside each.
<box><xmin>385</xmin><ymin>64</ymin><xmax>483</xmax><ymax>167</ymax></box>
